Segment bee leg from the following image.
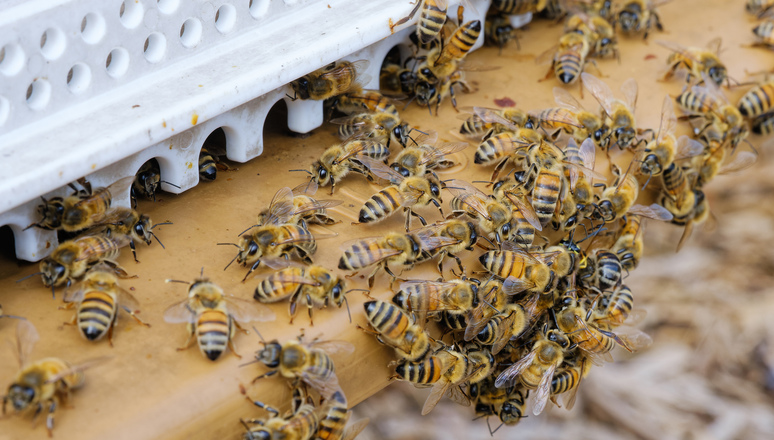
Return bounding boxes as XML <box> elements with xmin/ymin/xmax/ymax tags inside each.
<box><xmin>251</xmin><ymin>370</ymin><xmax>278</xmax><ymax>384</ymax></box>
<box><xmin>306</xmin><ymin>294</ymin><xmax>315</xmax><ymax>327</ymax></box>
<box><xmin>176</xmin><ymin>325</ymin><xmax>197</xmax><ymax>352</ymax></box>
<box><xmin>366</xmin><ymin>265</ymin><xmax>381</xmax><ymax>289</ymax></box>
<box><xmin>121</xmin><ymin>305</ymin><xmax>151</xmax><ymax>328</ymax></box>
<box><xmin>45</xmin><ymin>400</ymin><xmax>57</xmax><ymax>437</ymax></box>
<box><xmin>107</xmin><ymin>321</ymin><xmax>115</xmax><ymax>348</ymax></box>
<box><xmin>241</xmin><ymin>260</ymin><xmax>262</xmax><ymax>283</ymax></box>
<box><xmin>228</xmin><ymin>338</ymin><xmax>243</xmax><ymax>359</ymax></box>
<box><xmin>288</xmin><ymin>288</ymin><xmax>302</xmax><ymax>324</ymax></box>
<box><xmin>129</xmin><ymin>238</ymin><xmax>139</xmax><ymax>263</ymax></box>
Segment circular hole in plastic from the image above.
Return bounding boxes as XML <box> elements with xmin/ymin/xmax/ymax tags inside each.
<box><xmin>67</xmin><ymin>63</ymin><xmax>92</xmax><ymax>94</ymax></box>
<box><xmin>179</xmin><ymin>18</ymin><xmax>202</xmax><ymax>48</ymax></box>
<box><xmin>40</xmin><ymin>28</ymin><xmax>66</xmax><ymax>60</ymax></box>
<box><xmin>106</xmin><ymin>48</ymin><xmax>130</xmax><ymax>78</ymax></box>
<box><xmin>0</xmin><ymin>96</ymin><xmax>9</xmax><ymax>126</ymax></box>
<box><xmin>119</xmin><ymin>0</ymin><xmax>144</xmax><ymax>28</ymax></box>
<box><xmin>157</xmin><ymin>0</ymin><xmax>180</xmax><ymax>14</ymax></box>
<box><xmin>0</xmin><ymin>44</ymin><xmax>25</xmax><ymax>76</ymax></box>
<box><xmin>26</xmin><ymin>79</ymin><xmax>52</xmax><ymax>110</ymax></box>
<box><xmin>214</xmin><ymin>4</ymin><xmax>237</xmax><ymax>33</ymax></box>
<box><xmin>81</xmin><ymin>13</ymin><xmax>106</xmax><ymax>44</ymax></box>
<box><xmin>143</xmin><ymin>32</ymin><xmax>166</xmax><ymax>63</ymax></box>
<box><xmin>249</xmin><ymin>0</ymin><xmax>270</xmax><ymax>17</ymax></box>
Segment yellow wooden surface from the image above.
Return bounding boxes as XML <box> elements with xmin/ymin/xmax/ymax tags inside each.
<box><xmin>0</xmin><ymin>1</ymin><xmax>772</xmax><ymax>439</ymax></box>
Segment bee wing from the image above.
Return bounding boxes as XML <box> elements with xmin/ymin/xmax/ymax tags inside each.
<box><xmin>301</xmin><ymin>368</ymin><xmax>343</xmax><ymax>400</ymax></box>
<box><xmin>495</xmin><ymin>351</ymin><xmax>536</xmax><ymax>388</ymax></box>
<box><xmin>339</xmin><ymin>238</ymin><xmax>404</xmax><ymax>265</ymax></box>
<box><xmin>719</xmin><ymin>149</ymin><xmax>758</xmax><ymax>175</ymax></box>
<box><xmin>330</xmin><ymin>116</ymin><xmax>376</xmax><ymax>140</ymax></box>
<box><xmin>115</xmin><ymin>287</ymin><xmax>143</xmax><ymax>313</ymax></box>
<box><xmin>532</xmin><ymin>362</ymin><xmax>557</xmax><ymax>416</ymax></box>
<box><xmin>264</xmin><ymin>187</ymin><xmax>296</xmax><ymax>225</ymax></box>
<box><xmin>609</xmin><ymin>327</ymin><xmax>653</xmax><ymax>352</ymax></box>
<box><xmin>620</xmin><ymin>78</ymin><xmax>638</xmax><ymax>111</ymax></box>
<box><xmin>417</xmin><ymin>234</ymin><xmax>458</xmax><ymax>254</ymax></box>
<box><xmin>43</xmin><ymin>356</ymin><xmax>112</xmax><ymax>385</ymax></box>
<box><xmin>627</xmin><ymin>203</ymin><xmax>673</xmax><ymax>221</ymax></box>
<box><xmin>657</xmin><ymin>95</ymin><xmax>678</xmax><ymax>145</ymax></box>
<box><xmin>581</xmin><ymin>73</ymin><xmax>615</xmax><ymax>116</ymax></box>
<box><xmin>698</xmin><ymin>74</ymin><xmax>730</xmax><ymax>104</ymax></box>
<box><xmin>472</xmin><ymin>107</ymin><xmax>519</xmax><ymax>131</ymax></box>
<box><xmin>674</xmin><ymin>135</ymin><xmax>705</xmax><ymax>161</ymax></box>
<box><xmin>655</xmin><ymin>39</ymin><xmax>695</xmax><ymax>60</ymax></box>
<box><xmin>357</xmin><ymin>156</ymin><xmax>404</xmax><ymax>185</ymax></box>
<box><xmin>535</xmin><ymin>43</ymin><xmax>560</xmax><ymax>66</ymax></box>
<box><xmin>310</xmin><ymin>340</ymin><xmax>356</xmax><ymax>357</ymax></box>
<box><xmin>62</xmin><ymin>284</ymin><xmax>87</xmax><ymax>304</ymax></box>
<box><xmin>505</xmin><ymin>194</ymin><xmax>543</xmax><ymax>231</ymax></box>
<box><xmin>528</xmin><ymin>108</ymin><xmax>582</xmax><ymax>128</ymax></box>
<box><xmin>342</xmin><ymin>418</ymin><xmax>371</xmax><ymax>440</ymax></box>
<box><xmin>422</xmin><ymin>378</ymin><xmax>451</xmax><ymax>416</ymax></box>
<box><xmin>561</xmin><ymin>358</ymin><xmax>585</xmax><ymax>411</ymax></box>
<box><xmin>445</xmin><ymin>180</ymin><xmax>490</xmax><ymax>218</ymax></box>
<box><xmin>163</xmin><ymin>299</ymin><xmax>197</xmax><ymax>324</ymax></box>
<box><xmin>553</xmin><ymin>87</ymin><xmax>584</xmax><ymax>112</ymax></box>
<box><xmin>492</xmin><ymin>312</ymin><xmax>519</xmax><ymax>355</ymax></box>
<box><xmin>563</xmin><ymin>162</ymin><xmax>607</xmax><ymax>185</ymax></box>
<box><xmin>102</xmin><ymin>176</ymin><xmax>136</xmax><ymax>201</ymax></box>
<box><xmin>464</xmin><ymin>303</ymin><xmax>497</xmax><ymax>342</ymax></box>
<box><xmin>224</xmin><ymin>296</ymin><xmax>276</xmax><ymax>323</ymax></box>
<box><xmin>421</xmin><ymin>142</ymin><xmax>469</xmax><ymax>165</ymax></box>
<box><xmin>705</xmin><ymin>36</ymin><xmax>722</xmax><ymax>54</ymax></box>
<box><xmin>294</xmin><ymin>198</ymin><xmax>344</xmax><ymax>215</ymax></box>
<box><xmin>291</xmin><ymin>179</ymin><xmax>318</xmax><ymax>196</ymax></box>
<box><xmin>14</xmin><ymin>320</ymin><xmax>39</xmax><ymax>368</ymax></box>
<box><xmin>412</xmin><ymin>129</ymin><xmax>439</xmax><ymax>146</ymax></box>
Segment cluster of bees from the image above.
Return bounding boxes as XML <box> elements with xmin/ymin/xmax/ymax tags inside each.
<box><xmin>748</xmin><ymin>0</ymin><xmax>774</xmax><ymax>48</ymax></box>
<box><xmin>2</xmin><ymin>0</ymin><xmax>771</xmax><ymax>438</ymax></box>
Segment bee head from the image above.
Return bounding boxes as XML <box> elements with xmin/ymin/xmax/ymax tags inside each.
<box><xmin>617</xmin><ymin>11</ymin><xmax>638</xmax><ymax>32</ymax></box>
<box><xmin>292</xmin><ymin>77</ymin><xmax>310</xmax><ymax>100</ymax></box>
<box><xmin>39</xmin><ymin>259</ymin><xmax>67</xmax><ymax>287</ymax></box>
<box><xmin>314</xmin><ymin>161</ymin><xmax>330</xmax><ymax>185</ymax></box>
<box><xmin>331</xmin><ymin>280</ymin><xmax>345</xmax><ymax>306</ymax></box>
<box><xmin>708</xmin><ymin>66</ymin><xmax>726</xmax><ymax>86</ymax></box>
<box><xmin>257</xmin><ymin>341</ymin><xmax>282</xmax><ymax>368</ymax></box>
<box><xmin>136</xmin><ymin>215</ymin><xmax>153</xmax><ymax>244</ymax></box>
<box><xmin>7</xmin><ymin>384</ymin><xmax>36</xmax><ymax>411</ymax></box>
<box><xmin>466</xmin><ymin>222</ymin><xmax>478</xmax><ymax>249</ymax></box>
<box><xmin>429</xmin><ymin>180</ymin><xmax>441</xmax><ymax>199</ymax></box>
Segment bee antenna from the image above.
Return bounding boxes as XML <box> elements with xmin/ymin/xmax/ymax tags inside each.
<box><xmin>251</xmin><ymin>326</ymin><xmax>267</xmax><ymax>343</ymax></box>
<box><xmin>402</xmin><ymin>94</ymin><xmax>419</xmax><ymax>112</ymax></box>
<box><xmin>16</xmin><ymin>272</ymin><xmax>44</xmax><ymax>283</ymax></box>
<box><xmin>0</xmin><ymin>314</ymin><xmax>26</xmax><ymax>320</ymax></box>
<box><xmin>289</xmin><ymin>169</ymin><xmax>312</xmax><ymax>175</ymax></box>
<box><xmin>217</xmin><ymin>242</ymin><xmax>240</xmax><ymax>248</ymax></box>
<box><xmin>238</xmin><ymin>225</ymin><xmax>259</xmax><ymax>236</ymax></box>
<box><xmin>165</xmin><ymin>279</ymin><xmax>190</xmax><ymax>284</ymax></box>
<box><xmin>151</xmin><ymin>221</ymin><xmax>173</xmax><ymax>230</ymax></box>
<box><xmin>471</xmin><ymin>180</ymin><xmax>492</xmax><ymax>184</ymax></box>
<box><xmin>223</xmin><ymin>253</ymin><xmax>239</xmax><ymax>271</ymax></box>
<box><xmin>159</xmin><ymin>180</ymin><xmax>182</xmax><ymax>189</ymax></box>
<box><xmin>342</xmin><ymin>296</ymin><xmax>352</xmax><ymax>323</ymax></box>
<box><xmin>51</xmin><ymin>284</ymin><xmax>56</xmax><ymax>299</ymax></box>
<box><xmin>150</xmin><ymin>232</ymin><xmax>166</xmax><ymax>249</ymax></box>
<box><xmin>238</xmin><ymin>358</ymin><xmax>263</xmax><ymax>368</ymax></box>
<box><xmin>640</xmin><ymin>169</ymin><xmax>653</xmax><ymax>192</ymax></box>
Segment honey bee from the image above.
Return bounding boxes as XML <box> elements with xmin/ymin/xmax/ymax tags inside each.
<box><xmin>659</xmin><ymin>161</ymin><xmax>696</xmax><ymax>223</ymax></box>
<box><xmin>694</xmin><ymin>130</ymin><xmax>758</xmax><ymax>188</ymax></box>
<box><xmin>315</xmin><ymin>389</ymin><xmax>370</xmax><ymax>440</ymax></box>
<box><xmin>578</xmin><ymin>249</ymin><xmax>623</xmax><ymax>292</ymax></box>
<box><xmin>592</xmin><ymin>284</ymin><xmax>646</xmax><ymax>329</ymax></box>
<box><xmin>674</xmin><ymin>188</ymin><xmax>711</xmax><ymax>252</ymax></box>
<box><xmin>414</xmin><ymin>71</ymin><xmax>475</xmax><ymax>115</ymax></box>
<box><xmin>334</xmin><ymin>90</ymin><xmax>399</xmax><ymax>117</ymax></box>
<box><xmin>331</xmin><ymin>110</ymin><xmax>412</xmax><ymax>149</ymax></box>
<box><xmin>392</xmin><ymin>278</ymin><xmax>480</xmax><ymax>325</ymax></box>
<box><xmin>224</xmin><ymin>224</ymin><xmax>319</xmax><ymax>282</ymax></box>
<box><xmin>475</xmin><ymin>304</ymin><xmax>530</xmax><ymax>354</ymax></box>
<box><xmin>338</xmin><ymin>229</ymin><xmax>453</xmax><ymax>288</ymax></box>
<box><xmin>415</xmin><ymin>219</ymin><xmax>478</xmax><ymax>274</ymax></box>
<box><xmin>3</xmin><ymin>320</ymin><xmax>106</xmax><ymax>436</ymax></box>
<box><xmin>253</xmin><ymin>265</ymin><xmax>348</xmax><ymax>325</ymax></box>
<box><xmin>492</xmin><ymin>0</ymin><xmax>548</xmax><ymax>14</ymax></box>
<box><xmin>657</xmin><ymin>38</ymin><xmax>727</xmax><ymax>86</ymax></box>
<box><xmin>463</xmin><ymin>278</ymin><xmax>508</xmax><ymax>341</ymax></box>
<box><xmin>610</xmin><ymin>215</ymin><xmax>644</xmax><ymax>271</ymax></box>
<box><xmin>392</xmin><ymin>0</ymin><xmax>449</xmax><ymax>45</ymax></box>
<box><xmin>36</xmin><ymin>234</ymin><xmax>131</xmax><ymax>297</ymax></box>
<box><xmin>582</xmin><ymin>73</ymin><xmax>640</xmax><ymax>150</ymax></box>
<box><xmin>637</xmin><ymin>95</ymin><xmax>705</xmax><ymax>182</ymax></box>
<box><xmin>479</xmin><ymin>244</ymin><xmax>556</xmax><ymax>296</ymax></box>
<box><xmin>484</xmin><ymin>12</ymin><xmax>520</xmax><ymax>52</ymax></box>
<box><xmin>555</xmin><ymin>296</ymin><xmax>651</xmax><ymax>363</ymax></box>
<box><xmin>61</xmin><ymin>264</ymin><xmax>150</xmax><ymax>345</ymax></box>
<box><xmin>747</xmin><ymin>0</ymin><xmax>774</xmax><ymax>16</ymax></box>
<box><xmin>446</xmin><ymin>179</ymin><xmax>514</xmax><ymax>243</ymax></box>
<box><xmin>542</xmin><ymin>31</ymin><xmax>591</xmax><ymax>85</ymax></box>
<box><xmin>472</xmin><ymin>127</ymin><xmax>541</xmax><ymax>177</ymax></box>
<box><xmin>738</xmin><ymin>80</ymin><xmax>774</xmax><ymax>118</ymax></box>
<box><xmin>30</xmin><ymin>177</ymin><xmax>134</xmax><ymax>233</ymax></box>
<box><xmin>379</xmin><ymin>62</ymin><xmax>417</xmax><ymax>97</ymax></box>
<box><xmin>164</xmin><ymin>274</ymin><xmax>275</xmax><ymax>361</ymax></box>
<box><xmin>550</xmin><ymin>353</ymin><xmax>590</xmax><ymax>410</ymax></box>
<box><xmin>492</xmin><ymin>177</ymin><xmax>543</xmax><ymax>247</ymax></box>
<box><xmin>421</xmin><ymin>346</ymin><xmax>486</xmax><ymax>415</ymax></box>
<box><xmin>132</xmin><ymin>159</ymin><xmax>181</xmax><ymax>202</ymax></box>
<box><xmin>390</xmin><ymin>138</ymin><xmax>468</xmax><ymax>178</ymax></box>
<box><xmin>615</xmin><ymin>0</ymin><xmax>668</xmax><ymax>39</ymax></box>
<box><xmin>752</xmin><ymin>111</ymin><xmax>774</xmax><ymax>135</ymax></box>
<box><xmin>97</xmin><ymin>208</ymin><xmax>170</xmax><ymax>262</ymax></box>
<box><xmin>528</xmin><ymin>153</ymin><xmax>565</xmax><ymax>229</ymax></box>
<box><xmin>255</xmin><ymin>185</ymin><xmax>341</xmax><ymax>229</ymax></box>
<box><xmin>459</xmin><ymin>106</ymin><xmax>534</xmax><ymax>140</ymax></box>
<box><xmin>553</xmin><ymin>87</ymin><xmax>610</xmax><ymax>149</ymax></box>
<box><xmin>565</xmin><ymin>12</ymin><xmax>619</xmax><ymax>60</ymax></box>
<box><xmin>594</xmin><ymin>169</ymin><xmax>673</xmax><ymax>223</ymax></box>
<box><xmin>360</xmin><ymin>300</ymin><xmax>431</xmax><ymax>361</ymax></box>
<box><xmin>494</xmin><ymin>328</ymin><xmax>571</xmax><ymax>415</ymax></box>
<box><xmin>290</xmin><ymin>60</ymin><xmax>370</xmax><ymax>101</ymax></box>
<box><xmin>355</xmin><ymin>156</ymin><xmax>444</xmax><ymax>231</ymax></box>
<box><xmin>252</xmin><ymin>335</ymin><xmax>354</xmax><ymax>398</ymax></box>
<box><xmin>299</xmin><ymin>139</ymin><xmax>390</xmax><ymax>194</ymax></box>
<box><xmin>754</xmin><ymin>21</ymin><xmax>774</xmax><ymax>48</ymax></box>
<box><xmin>527</xmin><ymin>106</ymin><xmax>583</xmax><ymax>139</ymax></box>
<box><xmin>240</xmin><ymin>387</ymin><xmax>320</xmax><ymax>440</ymax></box>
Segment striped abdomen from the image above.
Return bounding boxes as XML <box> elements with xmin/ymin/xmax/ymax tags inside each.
<box><xmin>595</xmin><ymin>251</ymin><xmax>622</xmax><ymax>291</ymax></box>
<box><xmin>281</xmin><ymin>404</ymin><xmax>319</xmax><ymax>439</ymax></box>
<box><xmin>359</xmin><ymin>186</ymin><xmax>402</xmax><ymax>223</ymax></box>
<box><xmin>254</xmin><ymin>267</ymin><xmax>304</xmax><ymax>302</ymax></box>
<box><xmin>511</xmin><ymin>215</ymin><xmax>535</xmax><ymax>247</ymax></box>
<box><xmin>753</xmin><ymin>112</ymin><xmax>774</xmax><ymax>135</ymax></box>
<box><xmin>601</xmin><ymin>284</ymin><xmax>634</xmax><ymax>326</ymax></box>
<box><xmin>460</xmin><ymin>115</ymin><xmax>493</xmax><ymax>138</ymax></box>
<box><xmin>417</xmin><ymin>0</ymin><xmax>447</xmax><ymax>45</ymax></box>
<box><xmin>532</xmin><ymin>165</ymin><xmax>562</xmax><ymax>228</ymax></box>
<box><xmin>551</xmin><ymin>366</ymin><xmax>580</xmax><ymax>395</ymax></box>
<box><xmin>738</xmin><ymin>81</ymin><xmax>774</xmax><ymax>117</ymax></box>
<box><xmin>364</xmin><ymin>300</ymin><xmax>410</xmax><ymax>342</ymax></box>
<box><xmin>77</xmin><ymin>235</ymin><xmax>122</xmax><ymax>263</ymax></box>
<box><xmin>573</xmin><ymin>324</ymin><xmax>616</xmax><ymax>355</ymax></box>
<box><xmin>395</xmin><ymin>355</ymin><xmax>445</xmax><ymax>385</ymax></box>
<box><xmin>479</xmin><ymin>250</ymin><xmax>527</xmax><ymax>279</ymax></box>
<box><xmin>675</xmin><ymin>90</ymin><xmax>714</xmax><ymax>114</ymax></box>
<box><xmin>754</xmin><ymin>21</ymin><xmax>774</xmax><ymax>46</ymax></box>
<box><xmin>198</xmin><ymin>149</ymin><xmax>217</xmax><ymax>181</ymax></box>
<box><xmin>196</xmin><ymin>309</ymin><xmax>231</xmax><ymax>361</ymax></box>
<box><xmin>77</xmin><ymin>290</ymin><xmax>117</xmax><ymax>341</ymax></box>
<box><xmin>279</xmin><ymin>224</ymin><xmax>317</xmax><ymax>255</ymax></box>
<box><xmin>62</xmin><ymin>188</ymin><xmax>112</xmax><ymax>231</ymax></box>
<box><xmin>493</xmin><ymin>0</ymin><xmax>543</xmax><ymax>14</ymax></box>
<box><xmin>474</xmin><ymin>132</ymin><xmax>516</xmax><ymax>165</ymax></box>
<box><xmin>316</xmin><ymin>390</ymin><xmax>350</xmax><ymax>440</ymax></box>
<box><xmin>441</xmin><ymin>20</ymin><xmax>482</xmax><ymax>62</ymax></box>
<box><xmin>661</xmin><ymin>162</ymin><xmax>690</xmax><ymax>200</ymax></box>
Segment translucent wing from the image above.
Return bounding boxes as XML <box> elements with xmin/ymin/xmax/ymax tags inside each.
<box><xmin>115</xmin><ymin>287</ymin><xmax>143</xmax><ymax>313</ymax></box>
<box><xmin>357</xmin><ymin>156</ymin><xmax>405</xmax><ymax>185</ymax></box>
<box><xmin>655</xmin><ymin>40</ymin><xmax>697</xmax><ymax>61</ymax></box>
<box><xmin>657</xmin><ymin>95</ymin><xmax>678</xmax><ymax>144</ymax></box>
<box><xmin>44</xmin><ymin>356</ymin><xmax>112</xmax><ymax>384</ymax></box>
<box><xmin>492</xmin><ymin>311</ymin><xmax>519</xmax><ymax>354</ymax></box>
<box><xmin>610</xmin><ymin>327</ymin><xmax>653</xmax><ymax>352</ymax></box>
<box><xmin>82</xmin><ymin>176</ymin><xmax>135</xmax><ymax>206</ymax></box>
<box><xmin>698</xmin><ymin>73</ymin><xmax>729</xmax><ymax>104</ymax></box>
<box><xmin>578</xmin><ymin>138</ymin><xmax>597</xmax><ymax>170</ymax></box>
<box><xmin>422</xmin><ymin>378</ymin><xmax>452</xmax><ymax>415</ymax></box>
<box><xmin>301</xmin><ymin>369</ymin><xmax>342</xmax><ymax>400</ymax></box>
<box><xmin>421</xmin><ymin>142</ymin><xmax>469</xmax><ymax>165</ymax></box>
<box><xmin>581</xmin><ymin>73</ymin><xmax>615</xmax><ymax>116</ymax></box>
<box><xmin>339</xmin><ymin>238</ymin><xmax>404</xmax><ymax>266</ymax></box>
<box><xmin>627</xmin><ymin>203</ymin><xmax>673</xmax><ymax>221</ymax></box>
<box><xmin>497</xmin><ymin>245</ymin><xmax>543</xmax><ymax>265</ymax></box>
<box><xmin>412</xmin><ymin>129</ymin><xmax>440</xmax><ymax>146</ymax></box>
<box><xmin>706</xmin><ymin>36</ymin><xmax>722</xmax><ymax>54</ymax></box>
<box><xmin>415</xmin><ymin>234</ymin><xmax>459</xmax><ymax>254</ymax></box>
<box><xmin>553</xmin><ymin>87</ymin><xmax>584</xmax><ymax>112</ymax></box>
<box><xmin>292</xmin><ymin>179</ymin><xmax>318</xmax><ymax>196</ymax></box>
<box><xmin>720</xmin><ymin>150</ymin><xmax>758</xmax><ymax>174</ymax></box>
<box><xmin>310</xmin><ymin>340</ymin><xmax>356</xmax><ymax>357</ymax></box>
<box><xmin>264</xmin><ymin>187</ymin><xmax>295</xmax><ymax>225</ymax></box>
<box><xmin>528</xmin><ymin>108</ymin><xmax>582</xmax><ymax>128</ymax></box>
<box><xmin>464</xmin><ymin>301</ymin><xmax>498</xmax><ymax>342</ymax></box>
<box><xmin>225</xmin><ymin>296</ymin><xmax>276</xmax><ymax>323</ymax></box>
<box><xmin>620</xmin><ymin>78</ymin><xmax>638</xmax><ymax>111</ymax></box>
<box><xmin>75</xmin><ymin>234</ymin><xmax>131</xmax><ymax>262</ymax></box>
<box><xmin>342</xmin><ymin>418</ymin><xmax>371</xmax><ymax>440</ymax></box>
<box><xmin>445</xmin><ymin>179</ymin><xmax>490</xmax><ymax>218</ymax></box>
<box><xmin>495</xmin><ymin>350</ymin><xmax>536</xmax><ymax>388</ymax></box>
<box><xmin>472</xmin><ymin>107</ymin><xmax>520</xmax><ymax>131</ymax></box>
<box><xmin>504</xmin><ymin>192</ymin><xmax>543</xmax><ymax>231</ymax></box>
<box><xmin>62</xmin><ymin>284</ymin><xmax>87</xmax><ymax>304</ymax></box>
<box><xmin>293</xmin><ymin>198</ymin><xmax>344</xmax><ymax>216</ymax></box>
<box><xmin>674</xmin><ymin>135</ymin><xmax>705</xmax><ymax>160</ymax></box>
<box><xmin>532</xmin><ymin>362</ymin><xmax>557</xmax><ymax>416</ymax></box>
<box><xmin>163</xmin><ymin>298</ymin><xmax>197</xmax><ymax>324</ymax></box>
<box><xmin>561</xmin><ymin>358</ymin><xmax>584</xmax><ymax>411</ymax></box>
<box><xmin>15</xmin><ymin>319</ymin><xmax>39</xmax><ymax>368</ymax></box>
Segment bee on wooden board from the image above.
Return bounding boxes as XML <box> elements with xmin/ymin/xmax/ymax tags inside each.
<box><xmin>656</xmin><ymin>38</ymin><xmax>728</xmax><ymax>87</ymax></box>
<box><xmin>360</xmin><ymin>300</ymin><xmax>432</xmax><ymax>361</ymax></box>
<box><xmin>294</xmin><ymin>139</ymin><xmax>390</xmax><ymax>194</ymax></box>
<box><xmin>615</xmin><ymin>0</ymin><xmax>670</xmax><ymax>39</ymax></box>
<box><xmin>582</xmin><ymin>73</ymin><xmax>641</xmax><ymax>150</ymax></box>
